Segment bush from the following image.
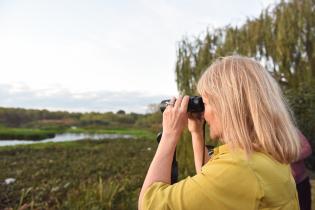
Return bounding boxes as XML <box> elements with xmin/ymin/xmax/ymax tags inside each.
<box><xmin>285</xmin><ymin>84</ymin><xmax>315</xmax><ymax>170</ymax></box>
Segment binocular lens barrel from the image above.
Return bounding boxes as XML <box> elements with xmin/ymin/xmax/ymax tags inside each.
<box><xmin>159</xmin><ymin>96</ymin><xmax>204</xmax><ymax>113</ymax></box>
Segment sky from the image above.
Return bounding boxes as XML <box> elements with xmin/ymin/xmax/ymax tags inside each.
<box><xmin>0</xmin><ymin>0</ymin><xmax>278</xmax><ymax>113</ymax></box>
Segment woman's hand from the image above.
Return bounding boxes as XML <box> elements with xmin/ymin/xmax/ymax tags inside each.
<box><xmin>188</xmin><ymin>112</ymin><xmax>205</xmax><ymax>135</ymax></box>
<box><xmin>161</xmin><ymin>96</ymin><xmax>189</xmax><ymax>143</ymax></box>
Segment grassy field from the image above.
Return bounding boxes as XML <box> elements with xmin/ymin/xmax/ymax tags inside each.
<box><xmin>0</xmin><ymin>138</ymin><xmax>157</xmax><ymax>210</ymax></box>
<box><xmin>0</xmin><ymin>128</ymin><xmax>56</xmax><ymax>141</ymax></box>
<box><xmin>64</xmin><ymin>127</ymin><xmax>156</xmax><ymax>139</ymax></box>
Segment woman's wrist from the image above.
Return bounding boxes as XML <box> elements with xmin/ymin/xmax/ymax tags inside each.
<box><xmin>191</xmin><ymin>131</ymin><xmax>204</xmax><ymax>139</ymax></box>
<box><xmin>161</xmin><ymin>132</ymin><xmax>181</xmax><ymax>145</ymax></box>
<box><xmin>162</xmin><ymin>129</ymin><xmax>182</xmax><ymax>139</ymax></box>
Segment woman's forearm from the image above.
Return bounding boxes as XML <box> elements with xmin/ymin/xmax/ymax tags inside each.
<box><xmin>191</xmin><ymin>132</ymin><xmax>210</xmax><ymax>173</ymax></box>
<box><xmin>138</xmin><ymin>133</ymin><xmax>177</xmax><ymax>210</ymax></box>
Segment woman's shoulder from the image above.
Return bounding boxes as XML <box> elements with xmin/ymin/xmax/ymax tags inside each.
<box><xmin>203</xmin><ymin>146</ymin><xmax>292</xmax><ymax>184</ymax></box>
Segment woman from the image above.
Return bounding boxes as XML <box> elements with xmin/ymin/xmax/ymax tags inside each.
<box><xmin>138</xmin><ymin>56</ymin><xmax>301</xmax><ymax>210</ymax></box>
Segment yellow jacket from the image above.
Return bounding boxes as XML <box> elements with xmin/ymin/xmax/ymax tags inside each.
<box><xmin>142</xmin><ymin>144</ymin><xmax>300</xmax><ymax>210</ymax></box>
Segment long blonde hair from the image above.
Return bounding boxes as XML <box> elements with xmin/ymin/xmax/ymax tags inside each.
<box><xmin>197</xmin><ymin>55</ymin><xmax>301</xmax><ymax>163</ymax></box>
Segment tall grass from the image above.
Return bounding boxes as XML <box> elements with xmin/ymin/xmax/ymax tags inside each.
<box><xmin>62</xmin><ymin>178</ymin><xmax>124</xmax><ymax>210</ymax></box>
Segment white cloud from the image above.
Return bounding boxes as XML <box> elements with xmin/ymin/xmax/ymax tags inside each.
<box><xmin>0</xmin><ymin>0</ymin><xmax>279</xmax><ymax>112</ymax></box>
<box><xmin>0</xmin><ymin>83</ymin><xmax>171</xmax><ymax>113</ymax></box>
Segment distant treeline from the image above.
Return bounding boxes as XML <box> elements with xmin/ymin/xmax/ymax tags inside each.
<box><xmin>0</xmin><ymin>107</ymin><xmax>162</xmax><ymax>133</ymax></box>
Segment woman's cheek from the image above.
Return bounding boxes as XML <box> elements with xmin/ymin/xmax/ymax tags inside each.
<box><xmin>205</xmin><ymin>108</ymin><xmax>214</xmax><ymax>125</ymax></box>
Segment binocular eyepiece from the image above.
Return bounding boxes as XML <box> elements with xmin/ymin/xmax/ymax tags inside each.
<box><xmin>159</xmin><ymin>96</ymin><xmax>205</xmax><ymax>113</ymax></box>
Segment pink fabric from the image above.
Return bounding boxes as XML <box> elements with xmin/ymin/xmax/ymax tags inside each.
<box><xmin>291</xmin><ymin>131</ymin><xmax>312</xmax><ymax>184</ymax></box>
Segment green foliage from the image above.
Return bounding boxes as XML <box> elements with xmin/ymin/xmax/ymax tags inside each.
<box><xmin>0</xmin><ymin>107</ymin><xmax>81</xmax><ymax>127</ymax></box>
<box><xmin>176</xmin><ymin>0</ymin><xmax>315</xmax><ymax>94</ymax></box>
<box><xmin>0</xmin><ymin>139</ymin><xmax>157</xmax><ymax>210</ymax></box>
<box><xmin>285</xmin><ymin>84</ymin><xmax>315</xmax><ymax>139</ymax></box>
<box><xmin>64</xmin><ymin>127</ymin><xmax>156</xmax><ymax>139</ymax></box>
<box><xmin>285</xmin><ymin>84</ymin><xmax>315</xmax><ymax>169</ymax></box>
<box><xmin>77</xmin><ymin>111</ymin><xmax>142</xmax><ymax>128</ymax></box>
<box><xmin>0</xmin><ymin>107</ymin><xmax>161</xmax><ymax>134</ymax></box>
<box><xmin>79</xmin><ymin>113</ymin><xmax>111</xmax><ymax>126</ymax></box>
<box><xmin>0</xmin><ymin>128</ymin><xmax>56</xmax><ymax>140</ymax></box>
<box><xmin>63</xmin><ymin>178</ymin><xmax>125</xmax><ymax>210</ymax></box>
<box><xmin>176</xmin><ymin>131</ymin><xmax>195</xmax><ymax>179</ymax></box>
<box><xmin>135</xmin><ymin>111</ymin><xmax>162</xmax><ymax>133</ymax></box>
<box><xmin>116</xmin><ymin>110</ymin><xmax>126</xmax><ymax>115</ymax></box>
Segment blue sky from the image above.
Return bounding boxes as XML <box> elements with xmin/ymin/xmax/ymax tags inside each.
<box><xmin>0</xmin><ymin>0</ymin><xmax>278</xmax><ymax>113</ymax></box>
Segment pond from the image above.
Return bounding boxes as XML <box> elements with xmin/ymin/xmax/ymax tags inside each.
<box><xmin>0</xmin><ymin>133</ymin><xmax>135</xmax><ymax>147</ymax></box>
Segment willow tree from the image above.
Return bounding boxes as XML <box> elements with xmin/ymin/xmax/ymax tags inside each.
<box><xmin>176</xmin><ymin>0</ymin><xmax>315</xmax><ymax>94</ymax></box>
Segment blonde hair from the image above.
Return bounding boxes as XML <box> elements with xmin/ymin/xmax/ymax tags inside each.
<box><xmin>197</xmin><ymin>55</ymin><xmax>301</xmax><ymax>163</ymax></box>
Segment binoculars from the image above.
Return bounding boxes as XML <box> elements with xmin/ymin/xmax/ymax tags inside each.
<box><xmin>159</xmin><ymin>96</ymin><xmax>204</xmax><ymax>113</ymax></box>
<box><xmin>157</xmin><ymin>96</ymin><xmax>205</xmax><ymax>184</ymax></box>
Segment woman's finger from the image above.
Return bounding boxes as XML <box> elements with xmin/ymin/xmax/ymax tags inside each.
<box><xmin>169</xmin><ymin>96</ymin><xmax>176</xmax><ymax>105</ymax></box>
<box><xmin>180</xmin><ymin>96</ymin><xmax>190</xmax><ymax>112</ymax></box>
<box><xmin>174</xmin><ymin>96</ymin><xmax>182</xmax><ymax>110</ymax></box>
<box><xmin>166</xmin><ymin>97</ymin><xmax>176</xmax><ymax>110</ymax></box>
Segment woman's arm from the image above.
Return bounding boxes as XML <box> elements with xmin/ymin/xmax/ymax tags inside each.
<box><xmin>191</xmin><ymin>132</ymin><xmax>211</xmax><ymax>173</ymax></box>
<box><xmin>138</xmin><ymin>96</ymin><xmax>189</xmax><ymax>210</ymax></box>
<box><xmin>188</xmin><ymin>113</ymin><xmax>210</xmax><ymax>174</ymax></box>
<box><xmin>138</xmin><ymin>134</ymin><xmax>177</xmax><ymax>210</ymax></box>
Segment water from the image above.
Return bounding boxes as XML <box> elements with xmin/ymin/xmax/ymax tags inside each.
<box><xmin>0</xmin><ymin>133</ymin><xmax>135</xmax><ymax>147</ymax></box>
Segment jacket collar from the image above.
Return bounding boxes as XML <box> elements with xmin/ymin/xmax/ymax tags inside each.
<box><xmin>212</xmin><ymin>144</ymin><xmax>230</xmax><ymax>156</ymax></box>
